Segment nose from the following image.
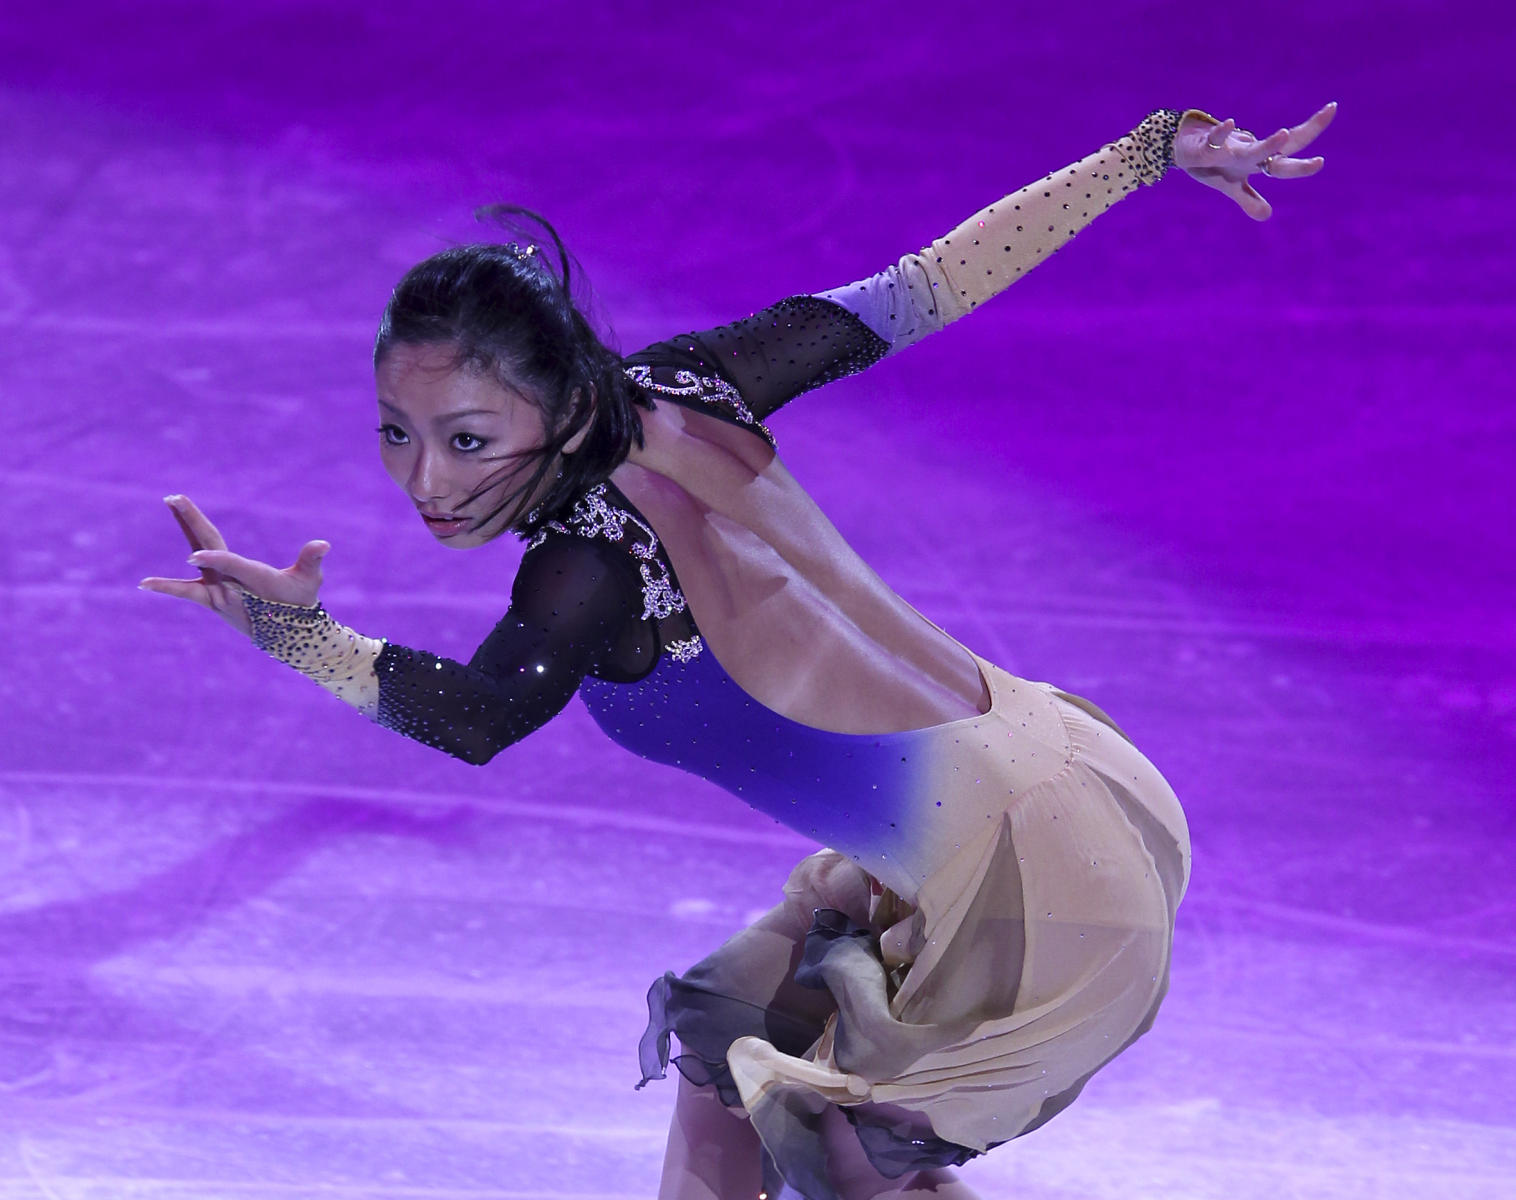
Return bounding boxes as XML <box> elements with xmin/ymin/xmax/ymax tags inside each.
<box><xmin>407</xmin><ymin>448</ymin><xmax>449</xmax><ymax>504</ymax></box>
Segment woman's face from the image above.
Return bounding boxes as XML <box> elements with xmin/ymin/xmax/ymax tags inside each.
<box><xmin>375</xmin><ymin>342</ymin><xmax>555</xmax><ymax>549</ymax></box>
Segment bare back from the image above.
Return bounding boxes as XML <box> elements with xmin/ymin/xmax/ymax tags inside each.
<box><xmin>612</xmin><ymin>400</ymin><xmax>990</xmax><ymax>735</ymax></box>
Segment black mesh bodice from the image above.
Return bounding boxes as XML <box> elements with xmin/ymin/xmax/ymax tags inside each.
<box><xmin>370</xmin><ymin>295</ymin><xmax>888</xmax><ymax>765</ymax></box>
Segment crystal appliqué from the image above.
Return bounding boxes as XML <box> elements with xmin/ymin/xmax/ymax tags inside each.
<box><xmin>623</xmin><ymin>364</ymin><xmax>776</xmax><ymax>448</ymax></box>
<box><xmin>665</xmin><ymin>636</ymin><xmax>704</xmax><ymax>663</ymax></box>
<box><xmin>528</xmin><ymin>483</ymin><xmax>705</xmax><ymax>661</ymax></box>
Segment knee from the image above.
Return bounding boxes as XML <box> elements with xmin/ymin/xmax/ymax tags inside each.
<box><xmin>782</xmin><ymin>850</ymin><xmax>875</xmax><ymax>926</ymax></box>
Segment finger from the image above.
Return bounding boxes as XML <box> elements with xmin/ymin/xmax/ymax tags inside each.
<box><xmin>1303</xmin><ymin>100</ymin><xmax>1337</xmax><ymax>134</ymax></box>
<box><xmin>1283</xmin><ymin>101</ymin><xmax>1337</xmax><ymax>153</ymax></box>
<box><xmin>1248</xmin><ymin>131</ymin><xmax>1291</xmax><ymax>175</ymax></box>
<box><xmin>1265</xmin><ymin>154</ymin><xmax>1325</xmax><ymax>180</ymax></box>
<box><xmin>1205</xmin><ymin>118</ymin><xmax>1235</xmax><ymax>148</ymax></box>
<box><xmin>139</xmin><ymin>576</ymin><xmax>215</xmax><ymax>606</ymax></box>
<box><xmin>165</xmin><ymin>494</ymin><xmax>229</xmax><ymax>553</ymax></box>
<box><xmin>186</xmin><ymin>548</ymin><xmax>284</xmax><ymax>592</ymax></box>
<box><xmin>164</xmin><ymin>496</ymin><xmax>231</xmax><ymax>588</ymax></box>
<box><xmin>1259</xmin><ymin>126</ymin><xmax>1293</xmax><ymax>156</ymax></box>
<box><xmin>1237</xmin><ymin>180</ymin><xmax>1273</xmax><ymax>222</ymax></box>
<box><xmin>291</xmin><ymin>540</ymin><xmax>331</xmax><ymax>578</ymax></box>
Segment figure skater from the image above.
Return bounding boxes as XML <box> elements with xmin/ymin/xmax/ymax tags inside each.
<box><xmin>142</xmin><ymin>101</ymin><xmax>1336</xmax><ymax>1200</ymax></box>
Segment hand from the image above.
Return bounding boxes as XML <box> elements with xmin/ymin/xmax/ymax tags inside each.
<box><xmin>139</xmin><ymin>494</ymin><xmax>330</xmax><ymax>637</ymax></box>
<box><xmin>1173</xmin><ymin>101</ymin><xmax>1336</xmax><ymax>221</ymax></box>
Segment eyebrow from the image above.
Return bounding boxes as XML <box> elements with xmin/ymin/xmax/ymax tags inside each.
<box><xmin>377</xmin><ymin>399</ymin><xmax>504</xmax><ymax>422</ymax></box>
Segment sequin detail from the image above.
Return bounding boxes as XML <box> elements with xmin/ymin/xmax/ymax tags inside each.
<box><xmin>666</xmin><ymin>636</ymin><xmax>704</xmax><ymax>663</ymax></box>
<box><xmin>624</xmin><ymin>363</ymin><xmax>777</xmax><ymax>447</ymax></box>
<box><xmin>239</xmin><ymin>591</ymin><xmax>383</xmax><ymax>709</ymax></box>
<box><xmin>1112</xmin><ymin>108</ymin><xmax>1184</xmax><ymax>186</ymax></box>
<box><xmin>528</xmin><ymin>483</ymin><xmax>702</xmax><ymax>659</ymax></box>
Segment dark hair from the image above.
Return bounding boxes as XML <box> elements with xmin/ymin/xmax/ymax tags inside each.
<box><xmin>373</xmin><ymin>206</ymin><xmax>648</xmax><ymax>540</ymax></box>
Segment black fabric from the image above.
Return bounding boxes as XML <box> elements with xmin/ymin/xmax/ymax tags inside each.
<box><xmin>373</xmin><ymin>532</ymin><xmax>652</xmax><ymax>764</ymax></box>
<box><xmin>844</xmin><ymin>1112</ymin><xmax>985</xmax><ymax>1175</ymax></box>
<box><xmin>793</xmin><ymin>907</ymin><xmax>879</xmax><ymax>991</ymax></box>
<box><xmin>636</xmin><ymin>970</ymin><xmax>832</xmax><ymax>1109</ymax></box>
<box><xmin>623</xmin><ymin>295</ymin><xmax>889</xmax><ymax>423</ymax></box>
<box><xmin>370</xmin><ymin>296</ymin><xmax>888</xmax><ymax>764</ymax></box>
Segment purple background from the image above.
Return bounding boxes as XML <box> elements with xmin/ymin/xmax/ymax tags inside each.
<box><xmin>3</xmin><ymin>1</ymin><xmax>1513</xmax><ymax>1196</ymax></box>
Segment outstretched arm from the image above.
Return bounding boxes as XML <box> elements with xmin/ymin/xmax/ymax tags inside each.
<box><xmin>631</xmin><ymin>103</ymin><xmax>1334</xmax><ymax>419</ymax></box>
<box><xmin>141</xmin><ymin>496</ymin><xmax>636</xmax><ymax>766</ymax></box>
<box><xmin>820</xmin><ymin>103</ymin><xmax>1333</xmax><ymax>352</ymax></box>
<box><xmin>818</xmin><ymin>108</ymin><xmax>1208</xmax><ymax>351</ymax></box>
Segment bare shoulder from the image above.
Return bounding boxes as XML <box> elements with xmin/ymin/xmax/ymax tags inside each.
<box><xmin>626</xmin><ymin>397</ymin><xmax>778</xmax><ymax>484</ymax></box>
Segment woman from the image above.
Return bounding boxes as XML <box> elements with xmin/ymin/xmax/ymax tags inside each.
<box><xmin>142</xmin><ymin>102</ymin><xmax>1335</xmax><ymax>1200</ymax></box>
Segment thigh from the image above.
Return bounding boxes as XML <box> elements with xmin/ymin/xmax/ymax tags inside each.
<box><xmin>658</xmin><ymin>1073</ymin><xmax>764</xmax><ymax>1200</ymax></box>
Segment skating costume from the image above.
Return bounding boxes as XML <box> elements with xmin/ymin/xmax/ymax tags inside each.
<box><xmin>242</xmin><ymin>110</ymin><xmax>1205</xmax><ymax>1198</ymax></box>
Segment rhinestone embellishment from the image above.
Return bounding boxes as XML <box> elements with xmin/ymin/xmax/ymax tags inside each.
<box><xmin>623</xmin><ymin>364</ymin><xmax>776</xmax><ymax>447</ymax></box>
<box><xmin>529</xmin><ymin>483</ymin><xmax>703</xmax><ymax>657</ymax></box>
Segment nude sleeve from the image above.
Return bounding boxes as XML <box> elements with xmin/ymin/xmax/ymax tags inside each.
<box><xmin>816</xmin><ymin>107</ymin><xmax>1217</xmax><ymax>353</ymax></box>
<box><xmin>238</xmin><ymin>533</ymin><xmax>639</xmax><ymax>765</ymax></box>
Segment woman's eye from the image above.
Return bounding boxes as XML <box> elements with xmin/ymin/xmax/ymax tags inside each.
<box><xmin>376</xmin><ymin>424</ymin><xmax>408</xmax><ymax>446</ymax></box>
<box><xmin>450</xmin><ymin>432</ymin><xmax>487</xmax><ymax>452</ymax></box>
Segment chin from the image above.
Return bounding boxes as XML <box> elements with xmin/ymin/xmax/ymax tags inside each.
<box><xmin>437</xmin><ymin>523</ymin><xmax>508</xmax><ymax>550</ymax></box>
<box><xmin>435</xmin><ymin>532</ymin><xmax>485</xmax><ymax>550</ymax></box>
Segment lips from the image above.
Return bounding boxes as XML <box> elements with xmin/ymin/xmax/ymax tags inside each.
<box><xmin>420</xmin><ymin>510</ymin><xmax>470</xmax><ymax>537</ymax></box>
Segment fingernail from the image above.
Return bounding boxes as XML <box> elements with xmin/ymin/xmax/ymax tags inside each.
<box><xmin>164</xmin><ymin>494</ymin><xmax>181</xmax><ymax>505</ymax></box>
<box><xmin>188</xmin><ymin>552</ymin><xmax>205</xmax><ymax>564</ymax></box>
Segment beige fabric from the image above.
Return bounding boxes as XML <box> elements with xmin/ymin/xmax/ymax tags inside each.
<box><xmin>238</xmin><ymin>592</ymin><xmax>384</xmax><ymax>713</ymax></box>
<box><xmin>726</xmin><ymin>652</ymin><xmax>1190</xmax><ymax>1155</ymax></box>
<box><xmin>911</xmin><ymin>108</ymin><xmax>1219</xmax><ymax>319</ymax></box>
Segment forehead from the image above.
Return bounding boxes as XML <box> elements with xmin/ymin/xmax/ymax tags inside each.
<box><xmin>375</xmin><ymin>343</ymin><xmax>533</xmax><ymax>420</ymax></box>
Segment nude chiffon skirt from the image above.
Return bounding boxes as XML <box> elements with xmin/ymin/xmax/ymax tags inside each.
<box><xmin>638</xmin><ymin>661</ymin><xmax>1191</xmax><ymax>1198</ymax></box>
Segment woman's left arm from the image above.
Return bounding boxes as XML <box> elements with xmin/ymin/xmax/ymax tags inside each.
<box><xmin>631</xmin><ymin>103</ymin><xmax>1334</xmax><ymax>423</ymax></box>
<box><xmin>823</xmin><ymin>103</ymin><xmax>1336</xmax><ymax>354</ymax></box>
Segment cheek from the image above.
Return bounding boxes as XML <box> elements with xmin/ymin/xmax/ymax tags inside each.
<box><xmin>473</xmin><ymin>450</ymin><xmax>537</xmax><ymax>497</ymax></box>
<box><xmin>379</xmin><ymin>445</ymin><xmax>410</xmax><ymax>490</ymax></box>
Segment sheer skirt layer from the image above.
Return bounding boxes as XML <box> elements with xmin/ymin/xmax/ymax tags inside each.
<box><xmin>638</xmin><ymin>660</ymin><xmax>1190</xmax><ymax>1199</ymax></box>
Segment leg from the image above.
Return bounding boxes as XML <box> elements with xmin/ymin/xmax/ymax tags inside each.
<box><xmin>817</xmin><ymin>1106</ymin><xmax>986</xmax><ymax>1200</ymax></box>
<box><xmin>654</xmin><ymin>852</ymin><xmax>881</xmax><ymax>1200</ymax></box>
<box><xmin>659</xmin><ymin>1072</ymin><xmax>764</xmax><ymax>1200</ymax></box>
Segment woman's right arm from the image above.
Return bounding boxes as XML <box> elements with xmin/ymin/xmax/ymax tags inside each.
<box><xmin>141</xmin><ymin>496</ymin><xmax>634</xmax><ymax>766</ymax></box>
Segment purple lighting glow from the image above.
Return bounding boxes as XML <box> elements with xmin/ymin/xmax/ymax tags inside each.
<box><xmin>2</xmin><ymin>2</ymin><xmax>1511</xmax><ymax>1197</ymax></box>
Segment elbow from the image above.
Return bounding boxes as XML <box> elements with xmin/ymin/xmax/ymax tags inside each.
<box><xmin>455</xmin><ymin>739</ymin><xmax>505</xmax><ymax>767</ymax></box>
<box><xmin>454</xmin><ymin>715</ymin><xmax>532</xmax><ymax>766</ymax></box>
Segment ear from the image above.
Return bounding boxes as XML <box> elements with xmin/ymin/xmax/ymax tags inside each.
<box><xmin>560</xmin><ymin>384</ymin><xmax>596</xmax><ymax>456</ymax></box>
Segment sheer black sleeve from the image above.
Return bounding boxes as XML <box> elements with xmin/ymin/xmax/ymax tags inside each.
<box><xmin>623</xmin><ymin>111</ymin><xmax>1198</xmax><ymax>430</ymax></box>
<box><xmin>373</xmin><ymin>533</ymin><xmax>640</xmax><ymax>765</ymax></box>
<box><xmin>624</xmin><ymin>295</ymin><xmax>890</xmax><ymax>423</ymax></box>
